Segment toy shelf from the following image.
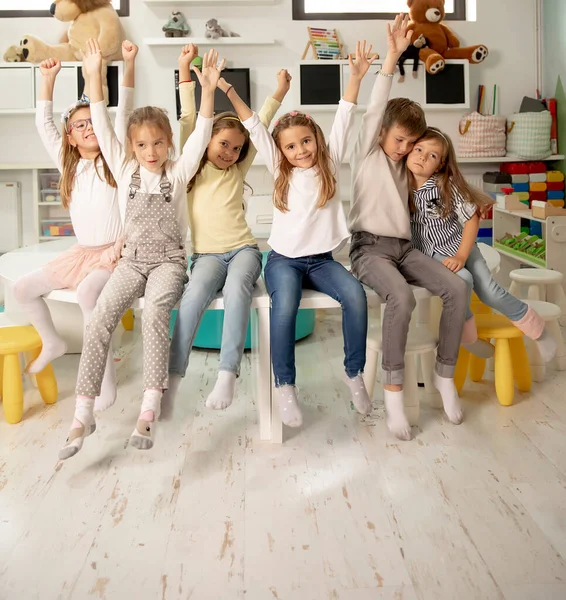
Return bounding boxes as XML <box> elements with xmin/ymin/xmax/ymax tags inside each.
<box><xmin>493</xmin><ymin>207</ymin><xmax>566</xmax><ymax>271</ymax></box>
<box><xmin>144</xmin><ymin>37</ymin><xmax>276</xmax><ymax>46</ymax></box>
<box><xmin>457</xmin><ymin>154</ymin><xmax>564</xmax><ymax>164</ymax></box>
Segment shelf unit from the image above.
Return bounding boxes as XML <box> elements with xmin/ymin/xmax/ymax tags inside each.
<box><xmin>457</xmin><ymin>154</ymin><xmax>564</xmax><ymax>164</ymax></box>
<box><xmin>144</xmin><ymin>0</ymin><xmax>276</xmax><ymax>3</ymax></box>
<box><xmin>144</xmin><ymin>37</ymin><xmax>276</xmax><ymax>46</ymax></box>
<box><xmin>492</xmin><ymin>207</ymin><xmax>566</xmax><ymax>271</ymax></box>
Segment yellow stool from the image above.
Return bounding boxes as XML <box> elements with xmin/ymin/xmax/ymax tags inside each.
<box><xmin>455</xmin><ymin>314</ymin><xmax>531</xmax><ymax>406</ymax></box>
<box><xmin>121</xmin><ymin>308</ymin><xmax>134</xmax><ymax>331</ymax></box>
<box><xmin>0</xmin><ymin>326</ymin><xmax>58</xmax><ymax>424</ymax></box>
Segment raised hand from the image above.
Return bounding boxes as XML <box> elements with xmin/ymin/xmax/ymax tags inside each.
<box><xmin>122</xmin><ymin>40</ymin><xmax>139</xmax><ymax>62</ymax></box>
<box><xmin>387</xmin><ymin>13</ymin><xmax>413</xmax><ymax>56</ymax></box>
<box><xmin>276</xmin><ymin>69</ymin><xmax>292</xmax><ymax>94</ymax></box>
<box><xmin>193</xmin><ymin>49</ymin><xmax>226</xmax><ymax>90</ymax></box>
<box><xmin>348</xmin><ymin>40</ymin><xmax>378</xmax><ymax>80</ymax></box>
<box><xmin>217</xmin><ymin>76</ymin><xmax>232</xmax><ymax>94</ymax></box>
<box><xmin>178</xmin><ymin>43</ymin><xmax>198</xmax><ymax>68</ymax></box>
<box><xmin>81</xmin><ymin>38</ymin><xmax>103</xmax><ymax>77</ymax></box>
<box><xmin>39</xmin><ymin>58</ymin><xmax>61</xmax><ymax>78</ymax></box>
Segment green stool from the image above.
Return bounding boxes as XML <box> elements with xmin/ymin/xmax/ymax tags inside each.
<box><xmin>169</xmin><ymin>251</ymin><xmax>316</xmax><ymax>349</ymax></box>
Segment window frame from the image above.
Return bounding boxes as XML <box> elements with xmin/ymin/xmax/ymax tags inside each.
<box><xmin>292</xmin><ymin>0</ymin><xmax>466</xmax><ymax>21</ymax></box>
<box><xmin>0</xmin><ymin>0</ymin><xmax>129</xmax><ymax>18</ymax></box>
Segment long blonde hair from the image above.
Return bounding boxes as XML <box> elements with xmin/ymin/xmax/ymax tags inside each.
<box><xmin>409</xmin><ymin>127</ymin><xmax>492</xmax><ymax>217</ymax></box>
<box><xmin>126</xmin><ymin>106</ymin><xmax>176</xmax><ymax>166</ymax></box>
<box><xmin>59</xmin><ymin>104</ymin><xmax>116</xmax><ymax>209</ymax></box>
<box><xmin>271</xmin><ymin>112</ymin><xmax>336</xmax><ymax>213</ymax></box>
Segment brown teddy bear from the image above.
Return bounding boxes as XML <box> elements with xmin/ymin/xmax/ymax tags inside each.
<box><xmin>3</xmin><ymin>0</ymin><xmax>124</xmax><ymax>102</ymax></box>
<box><xmin>407</xmin><ymin>0</ymin><xmax>488</xmax><ymax>75</ymax></box>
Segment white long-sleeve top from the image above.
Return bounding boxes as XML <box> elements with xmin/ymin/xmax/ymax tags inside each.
<box><xmin>243</xmin><ymin>100</ymin><xmax>354</xmax><ymax>258</ymax></box>
<box><xmin>89</xmin><ymin>101</ymin><xmax>213</xmax><ymax>241</ymax></box>
<box><xmin>35</xmin><ymin>86</ymin><xmax>134</xmax><ymax>247</ymax></box>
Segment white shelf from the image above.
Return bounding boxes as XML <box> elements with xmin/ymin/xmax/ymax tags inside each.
<box><xmin>145</xmin><ymin>0</ymin><xmax>275</xmax><ymax>3</ymax></box>
<box><xmin>144</xmin><ymin>37</ymin><xmax>275</xmax><ymax>46</ymax></box>
<box><xmin>494</xmin><ymin>245</ymin><xmax>543</xmax><ymax>269</ymax></box>
<box><xmin>39</xmin><ymin>202</ymin><xmax>62</xmax><ymax>207</ymax></box>
<box><xmin>457</xmin><ymin>154</ymin><xmax>564</xmax><ymax>164</ymax></box>
<box><xmin>494</xmin><ymin>207</ymin><xmax>546</xmax><ymax>223</ymax></box>
<box><xmin>40</xmin><ymin>236</ymin><xmax>71</xmax><ymax>241</ymax></box>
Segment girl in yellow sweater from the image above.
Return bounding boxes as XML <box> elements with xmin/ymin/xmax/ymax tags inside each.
<box><xmin>164</xmin><ymin>44</ymin><xmax>290</xmax><ymax>413</ymax></box>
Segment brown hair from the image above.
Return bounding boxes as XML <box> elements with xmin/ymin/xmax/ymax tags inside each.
<box><xmin>271</xmin><ymin>112</ymin><xmax>335</xmax><ymax>212</ymax></box>
<box><xmin>59</xmin><ymin>104</ymin><xmax>116</xmax><ymax>209</ymax></box>
<box><xmin>126</xmin><ymin>106</ymin><xmax>176</xmax><ymax>165</ymax></box>
<box><xmin>383</xmin><ymin>97</ymin><xmax>427</xmax><ymax>138</ymax></box>
<box><xmin>409</xmin><ymin>127</ymin><xmax>493</xmax><ymax>217</ymax></box>
<box><xmin>187</xmin><ymin>111</ymin><xmax>251</xmax><ymax>193</ymax></box>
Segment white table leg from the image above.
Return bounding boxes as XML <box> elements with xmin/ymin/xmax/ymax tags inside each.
<box><xmin>547</xmin><ymin>318</ymin><xmax>566</xmax><ymax>371</ymax></box>
<box><xmin>547</xmin><ymin>284</ymin><xmax>566</xmax><ymax>326</ymax></box>
<box><xmin>509</xmin><ymin>281</ymin><xmax>520</xmax><ymax>297</ymax></box>
<box><xmin>421</xmin><ymin>349</ymin><xmax>443</xmax><ymax>409</ymax></box>
<box><xmin>251</xmin><ymin>306</ymin><xmax>273</xmax><ymax>442</ymax></box>
<box><xmin>527</xmin><ymin>285</ymin><xmax>541</xmax><ymax>301</ymax></box>
<box><xmin>527</xmin><ymin>338</ymin><xmax>546</xmax><ymax>382</ymax></box>
<box><xmin>404</xmin><ymin>354</ymin><xmax>419</xmax><ymax>427</ymax></box>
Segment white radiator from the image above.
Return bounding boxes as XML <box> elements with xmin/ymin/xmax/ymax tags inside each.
<box><xmin>0</xmin><ymin>182</ymin><xmax>22</xmax><ymax>253</ymax></box>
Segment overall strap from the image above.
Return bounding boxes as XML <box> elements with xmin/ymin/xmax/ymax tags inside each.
<box><xmin>128</xmin><ymin>166</ymin><xmax>142</xmax><ymax>199</ymax></box>
<box><xmin>159</xmin><ymin>170</ymin><xmax>172</xmax><ymax>203</ymax></box>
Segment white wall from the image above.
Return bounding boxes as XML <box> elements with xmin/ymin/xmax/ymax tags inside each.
<box><xmin>0</xmin><ymin>0</ymin><xmax>539</xmax><ymax>220</ymax></box>
<box><xmin>543</xmin><ymin>0</ymin><xmax>566</xmax><ymax>97</ymax></box>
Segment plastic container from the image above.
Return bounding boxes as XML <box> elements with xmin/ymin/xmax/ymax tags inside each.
<box><xmin>39</xmin><ymin>171</ymin><xmax>60</xmax><ymax>191</ymax></box>
<box><xmin>40</xmin><ymin>189</ymin><xmax>62</xmax><ymax>203</ymax></box>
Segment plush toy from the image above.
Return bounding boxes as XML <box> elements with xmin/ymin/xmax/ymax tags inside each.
<box><xmin>204</xmin><ymin>19</ymin><xmax>240</xmax><ymax>39</ymax></box>
<box><xmin>397</xmin><ymin>34</ymin><xmax>428</xmax><ymax>83</ymax></box>
<box><xmin>407</xmin><ymin>0</ymin><xmax>488</xmax><ymax>75</ymax></box>
<box><xmin>162</xmin><ymin>11</ymin><xmax>190</xmax><ymax>38</ymax></box>
<box><xmin>3</xmin><ymin>0</ymin><xmax>124</xmax><ymax>102</ymax></box>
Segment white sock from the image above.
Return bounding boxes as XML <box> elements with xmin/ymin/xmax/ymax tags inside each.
<box><xmin>534</xmin><ymin>328</ymin><xmax>557</xmax><ymax>363</ymax></box>
<box><xmin>131</xmin><ymin>389</ymin><xmax>162</xmax><ymax>450</ymax></box>
<box><xmin>160</xmin><ymin>374</ymin><xmax>182</xmax><ymax>421</ymax></box>
<box><xmin>462</xmin><ymin>339</ymin><xmax>495</xmax><ymax>359</ymax></box>
<box><xmin>206</xmin><ymin>370</ymin><xmax>237</xmax><ymax>410</ymax></box>
<box><xmin>27</xmin><ymin>336</ymin><xmax>67</xmax><ymax>374</ymax></box>
<box><xmin>344</xmin><ymin>374</ymin><xmax>373</xmax><ymax>415</ymax></box>
<box><xmin>59</xmin><ymin>395</ymin><xmax>96</xmax><ymax>460</ymax></box>
<box><xmin>384</xmin><ymin>390</ymin><xmax>412</xmax><ymax>441</ymax></box>
<box><xmin>433</xmin><ymin>371</ymin><xmax>464</xmax><ymax>425</ymax></box>
<box><xmin>277</xmin><ymin>385</ymin><xmax>303</xmax><ymax>428</ymax></box>
<box><xmin>94</xmin><ymin>349</ymin><xmax>117</xmax><ymax>412</ymax></box>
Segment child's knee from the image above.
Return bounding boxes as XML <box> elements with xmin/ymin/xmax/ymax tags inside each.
<box><xmin>12</xmin><ymin>279</ymin><xmax>30</xmax><ymax>304</ymax></box>
<box><xmin>389</xmin><ymin>287</ymin><xmax>416</xmax><ymax>314</ymax></box>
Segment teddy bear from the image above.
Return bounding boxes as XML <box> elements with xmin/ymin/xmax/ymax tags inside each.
<box><xmin>3</xmin><ymin>0</ymin><xmax>124</xmax><ymax>103</ymax></box>
<box><xmin>204</xmin><ymin>19</ymin><xmax>240</xmax><ymax>39</ymax></box>
<box><xmin>397</xmin><ymin>34</ymin><xmax>428</xmax><ymax>83</ymax></box>
<box><xmin>407</xmin><ymin>0</ymin><xmax>488</xmax><ymax>75</ymax></box>
<box><xmin>162</xmin><ymin>11</ymin><xmax>190</xmax><ymax>38</ymax></box>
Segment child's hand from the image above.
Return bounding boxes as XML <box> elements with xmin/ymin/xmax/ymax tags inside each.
<box><xmin>193</xmin><ymin>49</ymin><xmax>226</xmax><ymax>90</ymax></box>
<box><xmin>178</xmin><ymin>43</ymin><xmax>198</xmax><ymax>68</ymax></box>
<box><xmin>217</xmin><ymin>77</ymin><xmax>232</xmax><ymax>93</ymax></box>
<box><xmin>39</xmin><ymin>58</ymin><xmax>61</xmax><ymax>78</ymax></box>
<box><xmin>387</xmin><ymin>13</ymin><xmax>413</xmax><ymax>56</ymax></box>
<box><xmin>122</xmin><ymin>40</ymin><xmax>138</xmax><ymax>62</ymax></box>
<box><xmin>348</xmin><ymin>40</ymin><xmax>378</xmax><ymax>80</ymax></box>
<box><xmin>477</xmin><ymin>203</ymin><xmax>493</xmax><ymax>220</ymax></box>
<box><xmin>276</xmin><ymin>69</ymin><xmax>292</xmax><ymax>94</ymax></box>
<box><xmin>81</xmin><ymin>38</ymin><xmax>103</xmax><ymax>77</ymax></box>
<box><xmin>443</xmin><ymin>255</ymin><xmax>466</xmax><ymax>273</ymax></box>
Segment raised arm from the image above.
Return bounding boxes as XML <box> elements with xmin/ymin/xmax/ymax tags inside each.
<box><xmin>35</xmin><ymin>58</ymin><xmax>63</xmax><ymax>169</ymax></box>
<box><xmin>115</xmin><ymin>40</ymin><xmax>137</xmax><ymax>145</ymax></box>
<box><xmin>330</xmin><ymin>41</ymin><xmax>377</xmax><ymax>165</ymax></box>
<box><xmin>82</xmin><ymin>38</ymin><xmax>126</xmax><ymax>177</ymax></box>
<box><xmin>351</xmin><ymin>15</ymin><xmax>413</xmax><ymax>165</ymax></box>
<box><xmin>172</xmin><ymin>49</ymin><xmax>223</xmax><ymax>184</ymax></box>
<box><xmin>241</xmin><ymin>113</ymin><xmax>280</xmax><ymax>175</ymax></box>
<box><xmin>226</xmin><ymin>69</ymin><xmax>290</xmax><ymax>175</ymax></box>
<box><xmin>178</xmin><ymin>44</ymin><xmax>199</xmax><ymax>149</ymax></box>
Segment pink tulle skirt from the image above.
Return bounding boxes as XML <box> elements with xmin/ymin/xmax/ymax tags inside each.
<box><xmin>44</xmin><ymin>239</ymin><xmax>122</xmax><ymax>290</ymax></box>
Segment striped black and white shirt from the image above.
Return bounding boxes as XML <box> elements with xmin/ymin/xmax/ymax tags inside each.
<box><xmin>410</xmin><ymin>177</ymin><xmax>476</xmax><ymax>257</ymax></box>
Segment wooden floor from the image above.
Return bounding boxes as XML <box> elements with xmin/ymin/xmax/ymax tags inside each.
<box><xmin>1</xmin><ymin>312</ymin><xmax>566</xmax><ymax>600</ymax></box>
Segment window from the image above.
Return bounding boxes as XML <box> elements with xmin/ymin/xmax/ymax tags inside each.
<box><xmin>1</xmin><ymin>0</ymin><xmax>129</xmax><ymax>18</ymax></box>
<box><xmin>293</xmin><ymin>0</ymin><xmax>466</xmax><ymax>21</ymax></box>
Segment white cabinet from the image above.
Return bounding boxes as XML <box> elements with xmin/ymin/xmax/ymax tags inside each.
<box><xmin>34</xmin><ymin>66</ymin><xmax>79</xmax><ymax>113</ymax></box>
<box><xmin>0</xmin><ymin>65</ymin><xmax>34</xmax><ymax>111</ymax></box>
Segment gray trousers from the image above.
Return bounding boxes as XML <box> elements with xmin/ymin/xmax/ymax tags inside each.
<box><xmin>75</xmin><ymin>255</ymin><xmax>188</xmax><ymax>397</ymax></box>
<box><xmin>350</xmin><ymin>232</ymin><xmax>467</xmax><ymax>384</ymax></box>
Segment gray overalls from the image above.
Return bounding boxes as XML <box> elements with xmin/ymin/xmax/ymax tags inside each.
<box><xmin>76</xmin><ymin>167</ymin><xmax>188</xmax><ymax>397</ymax></box>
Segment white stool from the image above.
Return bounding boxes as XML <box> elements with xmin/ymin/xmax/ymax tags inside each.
<box><xmin>524</xmin><ymin>300</ymin><xmax>566</xmax><ymax>381</ymax></box>
<box><xmin>509</xmin><ymin>269</ymin><xmax>566</xmax><ymax>326</ymax></box>
<box><xmin>364</xmin><ymin>325</ymin><xmax>439</xmax><ymax>426</ymax></box>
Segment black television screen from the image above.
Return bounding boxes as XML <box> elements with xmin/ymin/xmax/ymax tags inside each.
<box><xmin>175</xmin><ymin>68</ymin><xmax>251</xmax><ymax>118</ymax></box>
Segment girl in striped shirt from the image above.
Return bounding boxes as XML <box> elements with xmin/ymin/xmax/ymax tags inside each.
<box><xmin>407</xmin><ymin>127</ymin><xmax>556</xmax><ymax>363</ymax></box>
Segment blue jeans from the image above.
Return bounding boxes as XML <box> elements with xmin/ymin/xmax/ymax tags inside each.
<box><xmin>169</xmin><ymin>245</ymin><xmax>263</xmax><ymax>377</ymax></box>
<box><xmin>264</xmin><ymin>250</ymin><xmax>368</xmax><ymax>386</ymax></box>
<box><xmin>434</xmin><ymin>244</ymin><xmax>528</xmax><ymax>322</ymax></box>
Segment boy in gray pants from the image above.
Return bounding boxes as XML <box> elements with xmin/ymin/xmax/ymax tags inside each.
<box><xmin>349</xmin><ymin>15</ymin><xmax>468</xmax><ymax>440</ymax></box>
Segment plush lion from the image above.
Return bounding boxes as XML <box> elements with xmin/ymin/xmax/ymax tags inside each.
<box><xmin>3</xmin><ymin>0</ymin><xmax>124</xmax><ymax>101</ymax></box>
<box><xmin>407</xmin><ymin>0</ymin><xmax>488</xmax><ymax>75</ymax></box>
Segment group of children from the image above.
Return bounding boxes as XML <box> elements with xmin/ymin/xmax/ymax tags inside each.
<box><xmin>14</xmin><ymin>14</ymin><xmax>557</xmax><ymax>457</ymax></box>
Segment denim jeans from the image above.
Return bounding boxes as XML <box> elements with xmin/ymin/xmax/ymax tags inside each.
<box><xmin>264</xmin><ymin>250</ymin><xmax>368</xmax><ymax>386</ymax></box>
<box><xmin>169</xmin><ymin>245</ymin><xmax>263</xmax><ymax>377</ymax></box>
<box><xmin>433</xmin><ymin>244</ymin><xmax>528</xmax><ymax>322</ymax></box>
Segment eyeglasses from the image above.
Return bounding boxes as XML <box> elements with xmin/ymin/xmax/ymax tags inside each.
<box><xmin>67</xmin><ymin>118</ymin><xmax>93</xmax><ymax>133</ymax></box>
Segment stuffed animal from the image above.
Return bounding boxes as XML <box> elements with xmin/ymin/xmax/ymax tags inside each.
<box><xmin>398</xmin><ymin>34</ymin><xmax>428</xmax><ymax>83</ymax></box>
<box><xmin>407</xmin><ymin>0</ymin><xmax>488</xmax><ymax>75</ymax></box>
<box><xmin>3</xmin><ymin>0</ymin><xmax>124</xmax><ymax>102</ymax></box>
<box><xmin>162</xmin><ymin>11</ymin><xmax>190</xmax><ymax>38</ymax></box>
<box><xmin>204</xmin><ymin>19</ymin><xmax>240</xmax><ymax>39</ymax></box>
